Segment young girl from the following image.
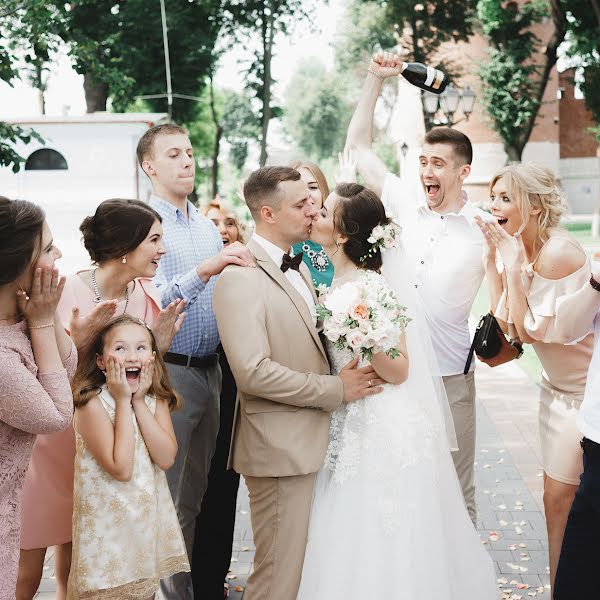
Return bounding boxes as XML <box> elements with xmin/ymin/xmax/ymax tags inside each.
<box><xmin>67</xmin><ymin>315</ymin><xmax>189</xmax><ymax>599</ymax></box>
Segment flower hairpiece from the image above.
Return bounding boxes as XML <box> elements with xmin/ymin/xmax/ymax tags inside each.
<box><xmin>360</xmin><ymin>222</ymin><xmax>397</xmax><ymax>263</ymax></box>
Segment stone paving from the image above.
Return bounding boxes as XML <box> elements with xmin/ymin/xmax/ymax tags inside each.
<box><xmin>37</xmin><ymin>357</ymin><xmax>552</xmax><ymax>599</ymax></box>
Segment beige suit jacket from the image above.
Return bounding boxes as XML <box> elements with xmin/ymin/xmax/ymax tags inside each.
<box><xmin>213</xmin><ymin>238</ymin><xmax>344</xmax><ymax>477</ymax></box>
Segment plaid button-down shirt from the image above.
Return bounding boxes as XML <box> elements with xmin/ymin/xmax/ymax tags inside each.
<box><xmin>150</xmin><ymin>194</ymin><xmax>223</xmax><ymax>357</ymax></box>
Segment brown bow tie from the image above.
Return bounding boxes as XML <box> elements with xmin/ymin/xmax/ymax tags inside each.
<box><xmin>281</xmin><ymin>252</ymin><xmax>303</xmax><ymax>273</ymax></box>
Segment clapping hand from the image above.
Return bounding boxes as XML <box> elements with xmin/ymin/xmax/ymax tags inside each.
<box><xmin>153</xmin><ymin>299</ymin><xmax>186</xmax><ymax>354</ymax></box>
<box><xmin>18</xmin><ymin>267</ymin><xmax>66</xmax><ymax>327</ymax></box>
<box><xmin>475</xmin><ymin>217</ymin><xmax>525</xmax><ymax>272</ymax></box>
<box><xmin>336</xmin><ymin>147</ymin><xmax>358</xmax><ymax>184</ymax></box>
<box><xmin>370</xmin><ymin>51</ymin><xmax>405</xmax><ymax>79</ymax></box>
<box><xmin>70</xmin><ymin>301</ymin><xmax>118</xmax><ymax>351</ymax></box>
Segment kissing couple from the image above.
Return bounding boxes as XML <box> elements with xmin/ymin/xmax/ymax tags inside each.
<box><xmin>214</xmin><ymin>166</ymin><xmax>497</xmax><ymax>599</ymax></box>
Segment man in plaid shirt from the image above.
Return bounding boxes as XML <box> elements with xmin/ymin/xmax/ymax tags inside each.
<box><xmin>137</xmin><ymin>123</ymin><xmax>253</xmax><ymax>600</ymax></box>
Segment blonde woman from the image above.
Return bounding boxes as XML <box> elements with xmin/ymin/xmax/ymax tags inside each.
<box><xmin>290</xmin><ymin>160</ymin><xmax>334</xmax><ymax>289</ymax></box>
<box><xmin>476</xmin><ymin>163</ymin><xmax>593</xmax><ymax>595</ymax></box>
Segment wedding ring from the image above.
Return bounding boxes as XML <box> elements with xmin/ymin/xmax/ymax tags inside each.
<box><xmin>368</xmin><ymin>379</ymin><xmax>373</xmax><ymax>388</ymax></box>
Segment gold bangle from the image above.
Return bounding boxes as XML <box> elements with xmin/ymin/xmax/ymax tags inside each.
<box><xmin>367</xmin><ymin>67</ymin><xmax>384</xmax><ymax>81</ymax></box>
<box><xmin>29</xmin><ymin>322</ymin><xmax>55</xmax><ymax>330</ymax></box>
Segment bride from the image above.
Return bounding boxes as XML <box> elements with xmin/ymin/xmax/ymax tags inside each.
<box><xmin>297</xmin><ymin>182</ymin><xmax>496</xmax><ymax>599</ymax></box>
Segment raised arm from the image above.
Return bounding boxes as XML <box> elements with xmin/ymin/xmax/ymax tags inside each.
<box><xmin>346</xmin><ymin>52</ymin><xmax>404</xmax><ymax>197</ymax></box>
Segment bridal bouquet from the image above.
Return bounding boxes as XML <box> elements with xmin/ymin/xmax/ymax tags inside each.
<box><xmin>316</xmin><ymin>272</ymin><xmax>410</xmax><ymax>361</ymax></box>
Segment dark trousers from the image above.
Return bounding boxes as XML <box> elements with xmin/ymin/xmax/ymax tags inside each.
<box><xmin>192</xmin><ymin>349</ymin><xmax>241</xmax><ymax>599</ymax></box>
<box><xmin>554</xmin><ymin>437</ymin><xmax>600</xmax><ymax>598</ymax></box>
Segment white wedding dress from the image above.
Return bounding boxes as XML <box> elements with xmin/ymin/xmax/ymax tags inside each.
<box><xmin>297</xmin><ymin>270</ymin><xmax>497</xmax><ymax>599</ymax></box>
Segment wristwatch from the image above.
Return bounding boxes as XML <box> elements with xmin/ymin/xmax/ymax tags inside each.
<box><xmin>510</xmin><ymin>340</ymin><xmax>524</xmax><ymax>359</ymax></box>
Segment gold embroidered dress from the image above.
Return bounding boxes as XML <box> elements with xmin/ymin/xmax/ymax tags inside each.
<box><xmin>68</xmin><ymin>386</ymin><xmax>189</xmax><ymax>599</ymax></box>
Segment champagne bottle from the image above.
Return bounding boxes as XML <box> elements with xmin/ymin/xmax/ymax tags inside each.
<box><xmin>401</xmin><ymin>62</ymin><xmax>448</xmax><ymax>95</ymax></box>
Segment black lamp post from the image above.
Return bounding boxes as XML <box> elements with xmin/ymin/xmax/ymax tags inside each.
<box><xmin>421</xmin><ymin>85</ymin><xmax>476</xmax><ymax>128</ymax></box>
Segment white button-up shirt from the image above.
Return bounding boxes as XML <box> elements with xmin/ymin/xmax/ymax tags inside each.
<box><xmin>382</xmin><ymin>173</ymin><xmax>488</xmax><ymax>376</ymax></box>
<box><xmin>253</xmin><ymin>234</ymin><xmax>317</xmax><ymax>325</ymax></box>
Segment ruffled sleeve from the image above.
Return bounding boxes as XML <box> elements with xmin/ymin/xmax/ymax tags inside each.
<box><xmin>138</xmin><ymin>277</ymin><xmax>162</xmax><ymax>328</ymax></box>
<box><xmin>521</xmin><ymin>260</ymin><xmax>591</xmax><ymax>344</ymax></box>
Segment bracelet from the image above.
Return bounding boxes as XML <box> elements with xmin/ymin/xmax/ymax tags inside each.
<box><xmin>29</xmin><ymin>322</ymin><xmax>55</xmax><ymax>330</ymax></box>
<box><xmin>590</xmin><ymin>275</ymin><xmax>600</xmax><ymax>292</ymax></box>
<box><xmin>367</xmin><ymin>67</ymin><xmax>384</xmax><ymax>81</ymax></box>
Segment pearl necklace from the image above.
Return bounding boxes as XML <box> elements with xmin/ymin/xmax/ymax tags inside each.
<box><xmin>91</xmin><ymin>268</ymin><xmax>130</xmax><ymax>314</ymax></box>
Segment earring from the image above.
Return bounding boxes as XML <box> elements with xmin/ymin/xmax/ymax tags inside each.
<box><xmin>122</xmin><ymin>256</ymin><xmax>127</xmax><ymax>264</ymax></box>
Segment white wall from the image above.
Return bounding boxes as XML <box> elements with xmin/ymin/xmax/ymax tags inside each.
<box><xmin>0</xmin><ymin>120</ymin><xmax>155</xmax><ymax>274</ymax></box>
<box><xmin>560</xmin><ymin>157</ymin><xmax>600</xmax><ymax>215</ymax></box>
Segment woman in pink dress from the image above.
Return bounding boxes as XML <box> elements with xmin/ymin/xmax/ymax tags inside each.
<box><xmin>0</xmin><ymin>197</ymin><xmax>76</xmax><ymax>600</ymax></box>
<box><xmin>17</xmin><ymin>199</ymin><xmax>185</xmax><ymax>600</ymax></box>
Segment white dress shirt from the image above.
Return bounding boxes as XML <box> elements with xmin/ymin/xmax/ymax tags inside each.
<box><xmin>381</xmin><ymin>173</ymin><xmax>489</xmax><ymax>376</ymax></box>
<box><xmin>253</xmin><ymin>233</ymin><xmax>317</xmax><ymax>325</ymax></box>
<box><xmin>577</xmin><ymin>311</ymin><xmax>600</xmax><ymax>444</ymax></box>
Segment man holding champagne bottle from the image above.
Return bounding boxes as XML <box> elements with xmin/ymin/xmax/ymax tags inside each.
<box><xmin>344</xmin><ymin>51</ymin><xmax>490</xmax><ymax>524</ymax></box>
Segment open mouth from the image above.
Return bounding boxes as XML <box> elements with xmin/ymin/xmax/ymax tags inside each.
<box><xmin>425</xmin><ymin>184</ymin><xmax>440</xmax><ymax>198</ymax></box>
<box><xmin>496</xmin><ymin>216</ymin><xmax>508</xmax><ymax>226</ymax></box>
<box><xmin>221</xmin><ymin>237</ymin><xmax>231</xmax><ymax>246</ymax></box>
<box><xmin>125</xmin><ymin>367</ymin><xmax>141</xmax><ymax>383</ymax></box>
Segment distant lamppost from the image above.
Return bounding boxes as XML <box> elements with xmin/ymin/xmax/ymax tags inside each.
<box><xmin>400</xmin><ymin>141</ymin><xmax>409</xmax><ymax>179</ymax></box>
<box><xmin>421</xmin><ymin>85</ymin><xmax>477</xmax><ymax>128</ymax></box>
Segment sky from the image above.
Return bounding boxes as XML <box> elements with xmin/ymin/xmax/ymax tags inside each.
<box><xmin>0</xmin><ymin>0</ymin><xmax>344</xmax><ymax>119</ymax></box>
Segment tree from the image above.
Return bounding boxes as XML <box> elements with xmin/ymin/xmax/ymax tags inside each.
<box><xmin>284</xmin><ymin>60</ymin><xmax>352</xmax><ymax>161</ymax></box>
<box><xmin>0</xmin><ymin>1</ymin><xmax>50</xmax><ymax>171</ymax></box>
<box><xmin>563</xmin><ymin>0</ymin><xmax>600</xmax><ymax>140</ymax></box>
<box><xmin>225</xmin><ymin>0</ymin><xmax>317</xmax><ymax>166</ymax></box>
<box><xmin>477</xmin><ymin>0</ymin><xmax>567</xmax><ymax>162</ymax></box>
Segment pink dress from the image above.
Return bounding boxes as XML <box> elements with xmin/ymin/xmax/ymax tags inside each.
<box><xmin>0</xmin><ymin>321</ymin><xmax>76</xmax><ymax>600</ymax></box>
<box><xmin>19</xmin><ymin>273</ymin><xmax>161</xmax><ymax>550</ymax></box>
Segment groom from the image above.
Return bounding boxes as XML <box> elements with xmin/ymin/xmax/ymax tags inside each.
<box><xmin>213</xmin><ymin>166</ymin><xmax>383</xmax><ymax>600</ymax></box>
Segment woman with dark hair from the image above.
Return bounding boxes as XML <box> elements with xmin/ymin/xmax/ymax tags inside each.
<box><xmin>290</xmin><ymin>160</ymin><xmax>334</xmax><ymax>289</ymax></box>
<box><xmin>0</xmin><ymin>197</ymin><xmax>76</xmax><ymax>599</ymax></box>
<box><xmin>17</xmin><ymin>199</ymin><xmax>185</xmax><ymax>600</ymax></box>
<box><xmin>297</xmin><ymin>183</ymin><xmax>496</xmax><ymax>599</ymax></box>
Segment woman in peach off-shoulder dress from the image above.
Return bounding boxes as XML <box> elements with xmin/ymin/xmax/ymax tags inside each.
<box><xmin>476</xmin><ymin>163</ymin><xmax>593</xmax><ymax>597</ymax></box>
<box><xmin>17</xmin><ymin>199</ymin><xmax>185</xmax><ymax>600</ymax></box>
<box><xmin>0</xmin><ymin>197</ymin><xmax>76</xmax><ymax>600</ymax></box>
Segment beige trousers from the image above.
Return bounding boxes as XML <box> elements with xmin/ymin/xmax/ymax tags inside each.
<box><xmin>243</xmin><ymin>472</ymin><xmax>316</xmax><ymax>600</ymax></box>
<box><xmin>443</xmin><ymin>371</ymin><xmax>477</xmax><ymax>524</ymax></box>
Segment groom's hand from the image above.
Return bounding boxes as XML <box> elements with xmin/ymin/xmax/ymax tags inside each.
<box><xmin>339</xmin><ymin>357</ymin><xmax>385</xmax><ymax>402</ymax></box>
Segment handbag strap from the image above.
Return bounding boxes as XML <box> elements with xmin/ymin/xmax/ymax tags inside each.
<box><xmin>463</xmin><ymin>329</ymin><xmax>478</xmax><ymax>375</ymax></box>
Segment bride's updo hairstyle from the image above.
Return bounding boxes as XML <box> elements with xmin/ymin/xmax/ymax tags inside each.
<box><xmin>334</xmin><ymin>182</ymin><xmax>391</xmax><ymax>272</ymax></box>
<box><xmin>80</xmin><ymin>199</ymin><xmax>162</xmax><ymax>264</ymax></box>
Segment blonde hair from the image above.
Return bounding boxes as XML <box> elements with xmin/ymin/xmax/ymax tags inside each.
<box><xmin>202</xmin><ymin>199</ymin><xmax>246</xmax><ymax>243</ymax></box>
<box><xmin>490</xmin><ymin>163</ymin><xmax>568</xmax><ymax>242</ymax></box>
<box><xmin>72</xmin><ymin>315</ymin><xmax>182</xmax><ymax>411</ymax></box>
<box><xmin>289</xmin><ymin>160</ymin><xmax>330</xmax><ymax>207</ymax></box>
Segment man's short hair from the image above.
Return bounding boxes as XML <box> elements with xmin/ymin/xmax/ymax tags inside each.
<box><xmin>243</xmin><ymin>166</ymin><xmax>301</xmax><ymax>217</ymax></box>
<box><xmin>136</xmin><ymin>123</ymin><xmax>188</xmax><ymax>166</ymax></box>
<box><xmin>424</xmin><ymin>127</ymin><xmax>473</xmax><ymax>166</ymax></box>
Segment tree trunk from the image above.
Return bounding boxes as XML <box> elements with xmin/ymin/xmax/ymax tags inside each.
<box><xmin>35</xmin><ymin>63</ymin><xmax>45</xmax><ymax>115</ymax></box>
<box><xmin>518</xmin><ymin>0</ymin><xmax>566</xmax><ymax>155</ymax></box>
<box><xmin>208</xmin><ymin>76</ymin><xmax>222</xmax><ymax>198</ymax></box>
<box><xmin>505</xmin><ymin>144</ymin><xmax>522</xmax><ymax>163</ymax></box>
<box><xmin>83</xmin><ymin>73</ymin><xmax>109</xmax><ymax>113</ymax></box>
<box><xmin>259</xmin><ymin>4</ymin><xmax>274</xmax><ymax>167</ymax></box>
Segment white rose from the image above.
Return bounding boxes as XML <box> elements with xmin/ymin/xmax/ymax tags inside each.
<box><xmin>325</xmin><ymin>325</ymin><xmax>342</xmax><ymax>342</ymax></box>
<box><xmin>371</xmin><ymin>225</ymin><xmax>384</xmax><ymax>240</ymax></box>
<box><xmin>325</xmin><ymin>283</ymin><xmax>360</xmax><ymax>315</ymax></box>
<box><xmin>346</xmin><ymin>329</ymin><xmax>365</xmax><ymax>350</ymax></box>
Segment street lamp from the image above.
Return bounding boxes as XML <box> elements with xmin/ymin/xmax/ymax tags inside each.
<box><xmin>400</xmin><ymin>141</ymin><xmax>409</xmax><ymax>179</ymax></box>
<box><xmin>421</xmin><ymin>84</ymin><xmax>477</xmax><ymax>128</ymax></box>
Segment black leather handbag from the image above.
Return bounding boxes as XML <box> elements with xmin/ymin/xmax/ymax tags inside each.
<box><xmin>464</xmin><ymin>313</ymin><xmax>523</xmax><ymax>374</ymax></box>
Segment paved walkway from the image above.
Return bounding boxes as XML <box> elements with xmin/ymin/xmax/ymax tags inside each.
<box><xmin>37</xmin><ymin>358</ymin><xmax>551</xmax><ymax>599</ymax></box>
